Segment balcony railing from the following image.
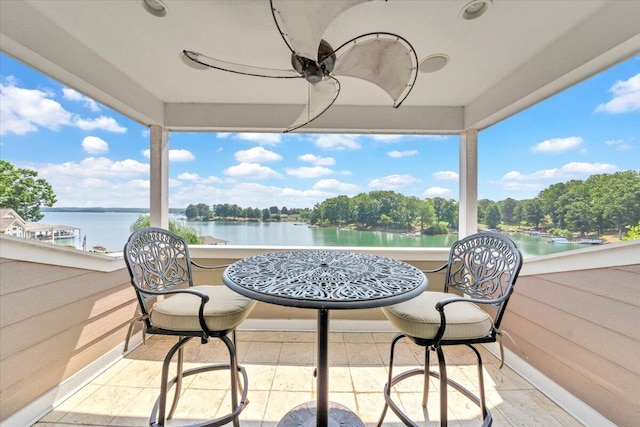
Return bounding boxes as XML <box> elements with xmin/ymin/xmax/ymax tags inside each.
<box><xmin>1</xmin><ymin>234</ymin><xmax>638</xmax><ymax>426</ymax></box>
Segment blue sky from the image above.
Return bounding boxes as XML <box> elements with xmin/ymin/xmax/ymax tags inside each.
<box><xmin>1</xmin><ymin>52</ymin><xmax>638</xmax><ymax>209</ymax></box>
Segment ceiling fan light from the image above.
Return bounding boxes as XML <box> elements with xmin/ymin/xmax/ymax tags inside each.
<box><xmin>419</xmin><ymin>54</ymin><xmax>449</xmax><ymax>73</ymax></box>
<box><xmin>180</xmin><ymin>51</ymin><xmax>210</xmax><ymax>71</ymax></box>
<box><xmin>304</xmin><ymin>64</ymin><xmax>323</xmax><ymax>84</ymax></box>
<box><xmin>142</xmin><ymin>0</ymin><xmax>168</xmax><ymax>18</ymax></box>
<box><xmin>460</xmin><ymin>0</ymin><xmax>492</xmax><ymax>20</ymax></box>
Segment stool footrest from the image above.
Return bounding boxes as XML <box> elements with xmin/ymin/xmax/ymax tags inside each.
<box><xmin>381</xmin><ymin>368</ymin><xmax>492</xmax><ymax>427</ymax></box>
<box><xmin>150</xmin><ymin>363</ymin><xmax>249</xmax><ymax>427</ymax></box>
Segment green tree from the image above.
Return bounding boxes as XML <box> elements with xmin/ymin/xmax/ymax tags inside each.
<box><xmin>352</xmin><ymin>193</ymin><xmax>379</xmax><ymax>227</ymax></box>
<box><xmin>537</xmin><ymin>182</ymin><xmax>568</xmax><ymax>228</ymax></box>
<box><xmin>417</xmin><ymin>199</ymin><xmax>435</xmax><ymax>232</ymax></box>
<box><xmin>477</xmin><ymin>199</ymin><xmax>494</xmax><ymax>224</ymax></box>
<box><xmin>623</xmin><ymin>221</ymin><xmax>640</xmax><ymax>240</ymax></box>
<box><xmin>595</xmin><ymin>171</ymin><xmax>640</xmax><ymax>239</ymax></box>
<box><xmin>441</xmin><ymin>199</ymin><xmax>458</xmax><ymax>229</ymax></box>
<box><xmin>196</xmin><ymin>203</ymin><xmax>211</xmax><ymax>219</ymax></box>
<box><xmin>0</xmin><ymin>160</ymin><xmax>57</xmax><ymax>221</ymax></box>
<box><xmin>130</xmin><ymin>216</ymin><xmax>202</xmax><ymax>244</ymax></box>
<box><xmin>485</xmin><ymin>203</ymin><xmax>501</xmax><ymax>229</ymax></box>
<box><xmin>185</xmin><ymin>204</ymin><xmax>198</xmax><ymax>220</ymax></box>
<box><xmin>498</xmin><ymin>198</ymin><xmax>517</xmax><ymax>224</ymax></box>
<box><xmin>432</xmin><ymin>197</ymin><xmax>447</xmax><ymax>225</ymax></box>
<box><xmin>524</xmin><ymin>199</ymin><xmax>544</xmax><ymax>229</ymax></box>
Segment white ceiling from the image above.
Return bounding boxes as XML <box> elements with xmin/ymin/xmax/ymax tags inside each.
<box><xmin>1</xmin><ymin>0</ymin><xmax>639</xmax><ymax>134</ymax></box>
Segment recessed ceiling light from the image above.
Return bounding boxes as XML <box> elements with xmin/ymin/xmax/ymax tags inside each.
<box><xmin>419</xmin><ymin>54</ymin><xmax>449</xmax><ymax>73</ymax></box>
<box><xmin>460</xmin><ymin>0</ymin><xmax>492</xmax><ymax>20</ymax></box>
<box><xmin>180</xmin><ymin>51</ymin><xmax>210</xmax><ymax>71</ymax></box>
<box><xmin>142</xmin><ymin>0</ymin><xmax>168</xmax><ymax>18</ymax></box>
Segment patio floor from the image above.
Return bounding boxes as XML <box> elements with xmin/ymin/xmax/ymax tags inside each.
<box><xmin>33</xmin><ymin>330</ymin><xmax>583</xmax><ymax>426</ymax></box>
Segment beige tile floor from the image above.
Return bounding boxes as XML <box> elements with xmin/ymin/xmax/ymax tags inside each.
<box><xmin>34</xmin><ymin>331</ymin><xmax>583</xmax><ymax>427</ymax></box>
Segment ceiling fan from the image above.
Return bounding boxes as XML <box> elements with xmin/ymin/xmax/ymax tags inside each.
<box><xmin>181</xmin><ymin>0</ymin><xmax>418</xmax><ymax>132</ymax></box>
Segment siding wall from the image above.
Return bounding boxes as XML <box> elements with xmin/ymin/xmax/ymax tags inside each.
<box><xmin>0</xmin><ymin>256</ymin><xmax>134</xmax><ymax>420</ymax></box>
<box><xmin>502</xmin><ymin>244</ymin><xmax>640</xmax><ymax>427</ymax></box>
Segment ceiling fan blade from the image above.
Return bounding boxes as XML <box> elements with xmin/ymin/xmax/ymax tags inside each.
<box><xmin>331</xmin><ymin>33</ymin><xmax>418</xmax><ymax>107</ymax></box>
<box><xmin>285</xmin><ymin>77</ymin><xmax>340</xmax><ymax>132</ymax></box>
<box><xmin>271</xmin><ymin>0</ymin><xmax>371</xmax><ymax>60</ymax></box>
<box><xmin>181</xmin><ymin>50</ymin><xmax>300</xmax><ymax>78</ymax></box>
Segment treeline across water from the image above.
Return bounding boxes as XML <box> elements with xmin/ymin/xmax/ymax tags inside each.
<box><xmin>185</xmin><ymin>171</ymin><xmax>640</xmax><ymax>238</ymax></box>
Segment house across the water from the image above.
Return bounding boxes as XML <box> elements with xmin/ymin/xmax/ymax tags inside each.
<box><xmin>0</xmin><ymin>208</ymin><xmax>81</xmax><ymax>244</ymax></box>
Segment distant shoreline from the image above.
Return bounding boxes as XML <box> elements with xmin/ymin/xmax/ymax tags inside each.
<box><xmin>42</xmin><ymin>207</ymin><xmax>185</xmax><ymax>213</ymax></box>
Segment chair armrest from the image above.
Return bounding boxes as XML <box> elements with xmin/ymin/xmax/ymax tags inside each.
<box><xmin>190</xmin><ymin>260</ymin><xmax>230</xmax><ymax>270</ymax></box>
<box><xmin>435</xmin><ymin>294</ymin><xmax>507</xmax><ymax>311</ymax></box>
<box><xmin>138</xmin><ymin>286</ymin><xmax>210</xmax><ymax>303</ymax></box>
<box><xmin>421</xmin><ymin>262</ymin><xmax>448</xmax><ymax>274</ymax></box>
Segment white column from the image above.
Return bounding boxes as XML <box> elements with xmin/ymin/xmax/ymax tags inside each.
<box><xmin>459</xmin><ymin>129</ymin><xmax>478</xmax><ymax>237</ymax></box>
<box><xmin>149</xmin><ymin>125</ymin><xmax>169</xmax><ymax>229</ymax></box>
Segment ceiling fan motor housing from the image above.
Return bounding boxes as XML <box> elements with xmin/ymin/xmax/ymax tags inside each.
<box><xmin>291</xmin><ymin>39</ymin><xmax>336</xmax><ymax>84</ymax></box>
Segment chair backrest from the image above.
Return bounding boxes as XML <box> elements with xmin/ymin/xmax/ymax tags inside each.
<box><xmin>444</xmin><ymin>232</ymin><xmax>523</xmax><ymax>328</ymax></box>
<box><xmin>124</xmin><ymin>227</ymin><xmax>194</xmax><ymax>317</ymax></box>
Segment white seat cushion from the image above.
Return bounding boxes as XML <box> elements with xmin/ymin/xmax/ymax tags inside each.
<box><xmin>150</xmin><ymin>285</ymin><xmax>256</xmax><ymax>332</ymax></box>
<box><xmin>381</xmin><ymin>291</ymin><xmax>493</xmax><ymax>340</ymax></box>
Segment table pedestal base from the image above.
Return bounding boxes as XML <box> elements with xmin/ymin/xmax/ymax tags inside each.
<box><xmin>277</xmin><ymin>401</ymin><xmax>365</xmax><ymax>427</ymax></box>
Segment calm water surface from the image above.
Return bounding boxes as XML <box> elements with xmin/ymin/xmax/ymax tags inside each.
<box><xmin>40</xmin><ymin>211</ymin><xmax>584</xmax><ymax>257</ymax></box>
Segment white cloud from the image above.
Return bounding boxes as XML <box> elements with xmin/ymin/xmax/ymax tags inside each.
<box><xmin>208</xmin><ymin>182</ymin><xmax>331</xmax><ymax>209</ymax></box>
<box><xmin>424</xmin><ymin>187</ymin><xmax>452</xmax><ymax>197</ymax></box>
<box><xmin>558</xmin><ymin>162</ymin><xmax>619</xmax><ymax>175</ymax></box>
<box><xmin>502</xmin><ymin>162</ymin><xmax>618</xmax><ymax>181</ymax></box>
<box><xmin>312</xmin><ymin>179</ymin><xmax>360</xmax><ymax>193</ymax></box>
<box><xmin>0</xmin><ymin>79</ymin><xmax>127</xmax><ymax>136</ymax></box>
<box><xmin>176</xmin><ymin>172</ymin><xmax>222</xmax><ymax>184</ymax></box>
<box><xmin>493</xmin><ymin>162</ymin><xmax>619</xmax><ymax>193</ymax></box>
<box><xmin>177</xmin><ymin>172</ymin><xmax>200</xmax><ymax>181</ymax></box>
<box><xmin>224</xmin><ymin>162</ymin><xmax>282</xmax><ymax>179</ymax></box>
<box><xmin>235</xmin><ymin>146</ymin><xmax>282</xmax><ymax>163</ymax></box>
<box><xmin>388</xmin><ymin>150</ymin><xmax>418</xmax><ymax>158</ymax></box>
<box><xmin>369</xmin><ymin>134</ymin><xmax>450</xmax><ymax>142</ymax></box>
<box><xmin>57</xmin><ymin>178</ymin><xmax>151</xmax><ymax>207</ymax></box>
<box><xmin>314</xmin><ymin>134</ymin><xmax>361</xmax><ymax>150</ymax></box>
<box><xmin>0</xmin><ymin>81</ymin><xmax>72</xmax><ymax>135</ymax></box>
<box><xmin>142</xmin><ymin>149</ymin><xmax>195</xmax><ymax>162</ymax></box>
<box><xmin>236</xmin><ymin>133</ymin><xmax>282</xmax><ymax>145</ymax></box>
<box><xmin>605</xmin><ymin>139</ymin><xmax>633</xmax><ymax>152</ymax></box>
<box><xmin>595</xmin><ymin>73</ymin><xmax>640</xmax><ymax>113</ymax></box>
<box><xmin>286</xmin><ymin>166</ymin><xmax>333</xmax><ymax>178</ymax></box>
<box><xmin>81</xmin><ymin>136</ymin><xmax>108</xmax><ymax>154</ymax></box>
<box><xmin>62</xmin><ymin>87</ymin><xmax>100</xmax><ymax>112</ymax></box>
<box><xmin>170</xmin><ymin>184</ymin><xmax>223</xmax><ymax>208</ymax></box>
<box><xmin>170</xmin><ymin>150</ymin><xmax>196</xmax><ymax>162</ymax></box>
<box><xmin>39</xmin><ymin>157</ymin><xmax>149</xmax><ymax>178</ymax></box>
<box><xmin>74</xmin><ymin>115</ymin><xmax>127</xmax><ymax>133</ymax></box>
<box><xmin>368</xmin><ymin>174</ymin><xmax>418</xmax><ymax>190</ymax></box>
<box><xmin>433</xmin><ymin>171</ymin><xmax>459</xmax><ymax>181</ymax></box>
<box><xmin>298</xmin><ymin>153</ymin><xmax>335</xmax><ymax>166</ymax></box>
<box><xmin>531</xmin><ymin>137</ymin><xmax>583</xmax><ymax>153</ymax></box>
<box><xmin>371</xmin><ymin>135</ymin><xmax>404</xmax><ymax>142</ymax></box>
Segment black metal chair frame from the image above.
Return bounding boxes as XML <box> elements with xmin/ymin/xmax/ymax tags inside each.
<box><xmin>378</xmin><ymin>232</ymin><xmax>523</xmax><ymax>427</ymax></box>
<box><xmin>123</xmin><ymin>227</ymin><xmax>249</xmax><ymax>427</ymax></box>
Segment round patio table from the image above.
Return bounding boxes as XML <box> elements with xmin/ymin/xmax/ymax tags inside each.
<box><xmin>223</xmin><ymin>250</ymin><xmax>427</xmax><ymax>427</ymax></box>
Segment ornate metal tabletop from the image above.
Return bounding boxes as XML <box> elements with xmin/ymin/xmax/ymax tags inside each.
<box><xmin>223</xmin><ymin>250</ymin><xmax>427</xmax><ymax>310</ymax></box>
<box><xmin>223</xmin><ymin>250</ymin><xmax>427</xmax><ymax>427</ymax></box>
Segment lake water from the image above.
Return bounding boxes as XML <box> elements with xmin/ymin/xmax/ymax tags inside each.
<box><xmin>40</xmin><ymin>211</ymin><xmax>584</xmax><ymax>258</ymax></box>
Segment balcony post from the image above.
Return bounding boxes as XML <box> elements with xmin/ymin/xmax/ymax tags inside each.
<box><xmin>459</xmin><ymin>129</ymin><xmax>478</xmax><ymax>237</ymax></box>
<box><xmin>149</xmin><ymin>125</ymin><xmax>169</xmax><ymax>229</ymax></box>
